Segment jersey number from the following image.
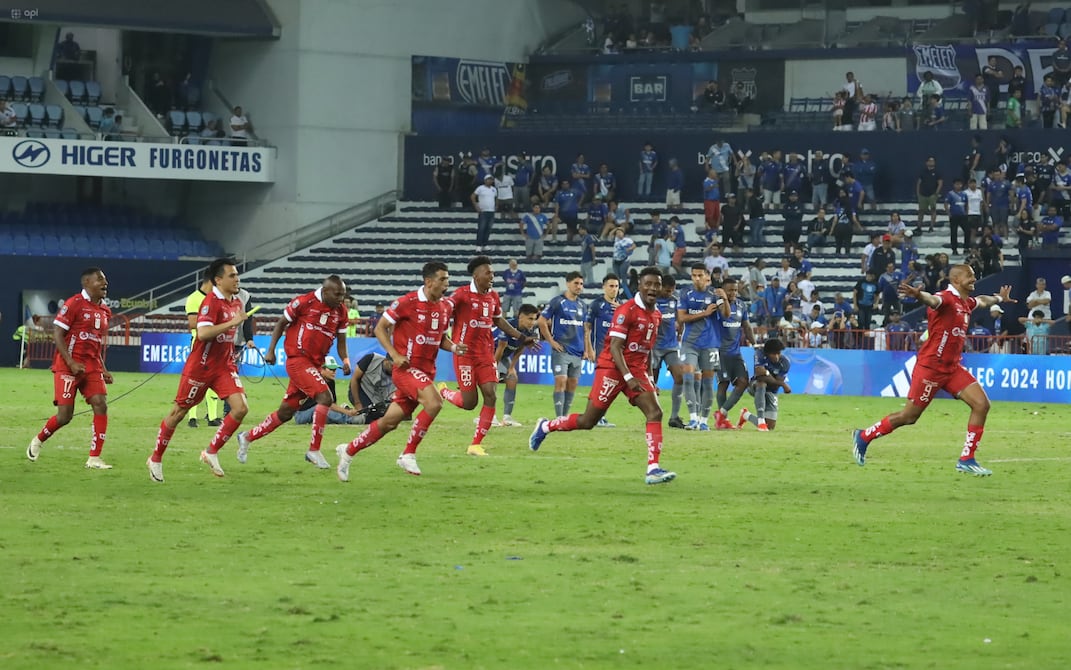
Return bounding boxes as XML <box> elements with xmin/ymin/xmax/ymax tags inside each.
<box><xmin>708</xmin><ymin>350</ymin><xmax>721</xmax><ymax>368</ymax></box>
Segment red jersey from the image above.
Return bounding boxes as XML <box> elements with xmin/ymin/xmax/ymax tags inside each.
<box><xmin>447</xmin><ymin>281</ymin><xmax>502</xmax><ymax>358</ymax></box>
<box><xmin>385</xmin><ymin>287</ymin><xmax>453</xmax><ymax>373</ymax></box>
<box><xmin>52</xmin><ymin>289</ymin><xmax>111</xmax><ymax>373</ymax></box>
<box><xmin>918</xmin><ymin>288</ymin><xmax>977</xmax><ymax>373</ymax></box>
<box><xmin>184</xmin><ymin>287</ymin><xmax>242</xmax><ymax>376</ymax></box>
<box><xmin>597</xmin><ymin>294</ymin><xmax>661</xmax><ymax>374</ymax></box>
<box><xmin>283</xmin><ymin>287</ymin><xmax>348</xmax><ymax>364</ymax></box>
<box><xmin>859</xmin><ymin>102</ymin><xmax>877</xmax><ymax>124</ymax></box>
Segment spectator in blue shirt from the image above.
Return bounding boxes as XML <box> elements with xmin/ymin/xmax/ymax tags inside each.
<box><xmin>513</xmin><ymin>153</ymin><xmax>535</xmax><ymax>211</ymax></box>
<box><xmin>944</xmin><ymin>178</ymin><xmax>969</xmax><ymax>254</ymax></box>
<box><xmin>553</xmin><ymin>179</ymin><xmax>582</xmax><ymax>242</ymax></box>
<box><xmin>638</xmin><ymin>142</ymin><xmax>658</xmax><ymax>201</ymax></box>
<box><xmin>1038</xmin><ymin>203</ymin><xmax>1063</xmax><ymax>249</ymax></box>
<box><xmin>586</xmin><ymin>194</ymin><xmax>609</xmax><ymax>236</ymax></box>
<box><xmin>579</xmin><ymin>225</ymin><xmax>599</xmax><ymax>284</ymax></box>
<box><xmin>706</xmin><ymin>139</ymin><xmax>733</xmax><ymax>196</ymax></box>
<box><xmin>853</xmin><ymin>271</ymin><xmax>879</xmax><ymax>329</ymax></box>
<box><xmin>594</xmin><ymin>163</ymin><xmax>616</xmax><ymax>201</ymax></box>
<box><xmin>500</xmin><ymin>258</ymin><xmax>527</xmax><ymax>317</ymax></box>
<box><xmin>1040</xmin><ymin>74</ymin><xmax>1060</xmax><ymax>128</ymax></box>
<box><xmin>781</xmin><ymin>153</ymin><xmax>804</xmax><ymax>196</ymax></box>
<box><xmin>758</xmin><ymin>151</ymin><xmax>783</xmax><ymax>210</ymax></box>
<box><xmin>851</xmin><ymin>149</ymin><xmax>878</xmax><ymax>210</ymax></box>
<box><xmin>520</xmin><ymin>203</ymin><xmax>550</xmax><ymax>259</ymax></box>
<box><xmin>762</xmin><ymin>277</ymin><xmax>787</xmax><ymax>329</ymax></box>
<box><xmin>985</xmin><ymin>167</ymin><xmax>1011</xmax><ymax>236</ymax></box>
<box><xmin>878</xmin><ymin>261</ymin><xmax>903</xmax><ymax>320</ymax></box>
<box><xmin>809</xmin><ymin>150</ymin><xmax>831</xmax><ymax>210</ymax></box>
<box><xmin>571</xmin><ymin>154</ymin><xmax>592</xmax><ymax>206</ymax></box>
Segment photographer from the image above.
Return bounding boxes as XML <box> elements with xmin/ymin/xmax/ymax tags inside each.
<box><xmin>293</xmin><ymin>358</ymin><xmax>365</xmax><ymax>426</ymax></box>
<box><xmin>347</xmin><ymin>351</ymin><xmax>396</xmax><ymax>424</ymax></box>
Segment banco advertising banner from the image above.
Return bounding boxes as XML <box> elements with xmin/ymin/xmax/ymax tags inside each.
<box><xmin>141</xmin><ymin>335</ymin><xmax>1070</xmax><ymax>404</ymax></box>
<box><xmin>0</xmin><ymin>136</ymin><xmax>275</xmax><ymax>182</ymax></box>
<box><xmin>908</xmin><ymin>41</ymin><xmax>1058</xmax><ymax>99</ymax></box>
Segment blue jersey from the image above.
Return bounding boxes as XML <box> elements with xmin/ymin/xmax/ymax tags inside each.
<box><xmin>1015</xmin><ymin>184</ymin><xmax>1033</xmax><ymax>210</ymax></box>
<box><xmin>476</xmin><ymin>155</ymin><xmax>498</xmax><ymax>179</ymax></box>
<box><xmin>580</xmin><ymin>233</ymin><xmax>598</xmax><ymax>263</ymax></box>
<box><xmin>847</xmin><ymin>181</ymin><xmax>864</xmax><ymax>210</ymax></box>
<box><xmin>571</xmin><ymin>163</ymin><xmax>591</xmax><ymax>191</ymax></box>
<box><xmin>703</xmin><ymin>177</ymin><xmax>720</xmax><ymax>201</ymax></box>
<box><xmin>501</xmin><ymin>268</ymin><xmax>525</xmax><ymax>296</ymax></box>
<box><xmin>672</xmin><ymin>225</ymin><xmax>687</xmax><ymax>249</ymax></box>
<box><xmin>595</xmin><ymin>170</ymin><xmax>616</xmax><ymax>194</ymax></box>
<box><xmin>679</xmin><ymin>288</ymin><xmax>717</xmax><ymax>348</ymax></box>
<box><xmin>945</xmin><ymin>189</ymin><xmax>968</xmax><ymax>216</ymax></box>
<box><xmin>753</xmin><ymin>349</ymin><xmax>791</xmax><ymax>390</ymax></box>
<box><xmin>655</xmin><ymin>294</ymin><xmax>679</xmax><ymax>349</ymax></box>
<box><xmin>514</xmin><ymin>162</ymin><xmax>533</xmax><ymax>187</ymax></box>
<box><xmin>542</xmin><ymin>294</ymin><xmax>586</xmax><ymax>356</ymax></box>
<box><xmin>666</xmin><ymin>168</ymin><xmax>684</xmax><ymax>191</ymax></box>
<box><xmin>587</xmin><ymin>202</ymin><xmax>608</xmax><ymax>226</ymax></box>
<box><xmin>554</xmin><ymin>189</ymin><xmax>580</xmax><ymax>216</ymax></box>
<box><xmin>760</xmin><ymin>159</ymin><xmax>782</xmax><ymax>190</ymax></box>
<box><xmin>853</xmin><ymin>160</ymin><xmax>877</xmax><ymax>187</ymax></box>
<box><xmin>587</xmin><ymin>296</ymin><xmax>618</xmax><ymax>356</ymax></box>
<box><xmin>497</xmin><ymin>316</ymin><xmax>537</xmax><ymax>364</ymax></box>
<box><xmin>712</xmin><ymin>299</ymin><xmax>746</xmax><ymax>356</ymax></box>
<box><xmin>640</xmin><ymin>150</ymin><xmax>658</xmax><ymax>172</ymax></box>
<box><xmin>855</xmin><ymin>280</ymin><xmax>878</xmax><ymax>307</ymax></box>
<box><xmin>987</xmin><ymin>179</ymin><xmax>1011</xmax><ymax>207</ymax></box>
<box><xmin>1041</xmin><ymin>215</ymin><xmax>1063</xmax><ymax>245</ymax></box>
<box><xmin>782</xmin><ymin>163</ymin><xmax>804</xmax><ymax>192</ymax></box>
<box><xmin>523</xmin><ymin>212</ymin><xmax>548</xmax><ymax>239</ymax></box>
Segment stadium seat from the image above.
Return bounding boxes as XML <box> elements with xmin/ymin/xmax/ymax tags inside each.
<box><xmin>12</xmin><ymin>234</ymin><xmax>30</xmax><ymax>254</ymax></box>
<box><xmin>10</xmin><ymin>102</ymin><xmax>28</xmax><ymax>125</ymax></box>
<box><xmin>133</xmin><ymin>238</ymin><xmax>151</xmax><ymax>259</ymax></box>
<box><xmin>187</xmin><ymin>135</ymin><xmax>201</xmax><ymax>145</ymax></box>
<box><xmin>45</xmin><ymin>104</ymin><xmax>63</xmax><ymax>127</ymax></box>
<box><xmin>27</xmin><ymin>76</ymin><xmax>44</xmax><ymax>102</ymax></box>
<box><xmin>168</xmin><ymin>110</ymin><xmax>186</xmax><ymax>135</ymax></box>
<box><xmin>54</xmin><ymin>79</ymin><xmax>68</xmax><ymax>97</ymax></box>
<box><xmin>24</xmin><ymin>129</ymin><xmax>44</xmax><ymax>138</ymax></box>
<box><xmin>28</xmin><ymin>103</ymin><xmax>45</xmax><ymax>126</ymax></box>
<box><xmin>0</xmin><ymin>75</ymin><xmax>10</xmax><ymax>100</ymax></box>
<box><xmin>1061</xmin><ymin>23</ymin><xmax>1071</xmax><ymax>40</ymax></box>
<box><xmin>85</xmin><ymin>80</ymin><xmax>101</xmax><ymax>105</ymax></box>
<box><xmin>85</xmin><ymin>106</ymin><xmax>102</xmax><ymax>128</ymax></box>
<box><xmin>61</xmin><ymin>128</ymin><xmax>78</xmax><ymax>140</ymax></box>
<box><xmin>186</xmin><ymin>110</ymin><xmax>202</xmax><ymax>132</ymax></box>
<box><xmin>10</xmin><ymin>76</ymin><xmax>28</xmax><ymax>101</ymax></box>
<box><xmin>202</xmin><ymin>111</ymin><xmax>217</xmax><ymax>127</ymax></box>
<box><xmin>1048</xmin><ymin>7</ymin><xmax>1065</xmax><ymax>24</ymax></box>
<box><xmin>148</xmin><ymin>238</ymin><xmax>167</xmax><ymax>258</ymax></box>
<box><xmin>68</xmin><ymin>80</ymin><xmax>85</xmax><ymax>103</ymax></box>
<box><xmin>117</xmin><ymin>237</ymin><xmax>136</xmax><ymax>258</ymax></box>
<box><xmin>1043</xmin><ymin>22</ymin><xmax>1060</xmax><ymax>36</ymax></box>
<box><xmin>43</xmin><ymin>129</ymin><xmax>61</xmax><ymax>139</ymax></box>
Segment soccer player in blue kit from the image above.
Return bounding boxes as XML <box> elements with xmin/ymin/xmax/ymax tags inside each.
<box><xmin>538</xmin><ymin>271</ymin><xmax>592</xmax><ymax>419</ymax></box>
<box><xmin>651</xmin><ymin>274</ymin><xmax>687</xmax><ymax>428</ymax></box>
<box><xmin>738</xmin><ymin>338</ymin><xmax>791</xmax><ymax>431</ymax></box>
<box><xmin>677</xmin><ymin>264</ymin><xmax>719</xmax><ymax>430</ymax></box>
<box><xmin>586</xmin><ymin>273</ymin><xmax>621</xmax><ymax>427</ymax></box>
<box><xmin>494</xmin><ymin>303</ymin><xmax>540</xmax><ymax>427</ymax></box>
<box><xmin>710</xmin><ymin>277</ymin><xmax>755</xmax><ymax>430</ymax></box>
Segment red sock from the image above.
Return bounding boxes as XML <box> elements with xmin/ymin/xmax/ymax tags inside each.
<box><xmin>37</xmin><ymin>415</ymin><xmax>61</xmax><ymax>442</ymax></box>
<box><xmin>346</xmin><ymin>420</ymin><xmax>384</xmax><ymax>456</ymax></box>
<box><xmin>645</xmin><ymin>421</ymin><xmax>662</xmax><ymax>466</ymax></box>
<box><xmin>960</xmin><ymin>424</ymin><xmax>984</xmax><ymax>460</ymax></box>
<box><xmin>547</xmin><ymin>414</ymin><xmax>580</xmax><ymax>432</ymax></box>
<box><xmin>207</xmin><ymin>414</ymin><xmax>241</xmax><ymax>454</ymax></box>
<box><xmin>90</xmin><ymin>414</ymin><xmax>107</xmax><ymax>457</ymax></box>
<box><xmin>309</xmin><ymin>404</ymin><xmax>329</xmax><ymax>452</ymax></box>
<box><xmin>249</xmin><ymin>411</ymin><xmax>283</xmax><ymax>441</ymax></box>
<box><xmin>403</xmin><ymin>410</ymin><xmax>433</xmax><ymax>455</ymax></box>
<box><xmin>151</xmin><ymin>420</ymin><xmax>175</xmax><ymax>462</ymax></box>
<box><xmin>472</xmin><ymin>405</ymin><xmax>496</xmax><ymax>445</ymax></box>
<box><xmin>442</xmin><ymin>387</ymin><xmax>465</xmax><ymax>408</ymax></box>
<box><xmin>861</xmin><ymin>416</ymin><xmax>893</xmax><ymax>443</ymax></box>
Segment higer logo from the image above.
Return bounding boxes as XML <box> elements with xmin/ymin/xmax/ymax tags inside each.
<box><xmin>12</xmin><ymin>139</ymin><xmax>50</xmax><ymax>168</ymax></box>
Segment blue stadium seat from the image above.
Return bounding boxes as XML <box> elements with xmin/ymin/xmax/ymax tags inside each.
<box><xmin>117</xmin><ymin>237</ymin><xmax>136</xmax><ymax>258</ymax></box>
<box><xmin>68</xmin><ymin>80</ymin><xmax>85</xmax><ymax>103</ymax></box>
<box><xmin>85</xmin><ymin>106</ymin><xmax>102</xmax><ymax>128</ymax></box>
<box><xmin>45</xmin><ymin>104</ymin><xmax>63</xmax><ymax>127</ymax></box>
<box><xmin>202</xmin><ymin>111</ymin><xmax>217</xmax><ymax>127</ymax></box>
<box><xmin>10</xmin><ymin>102</ymin><xmax>28</xmax><ymax>126</ymax></box>
<box><xmin>73</xmin><ymin>235</ymin><xmax>92</xmax><ymax>256</ymax></box>
<box><xmin>1061</xmin><ymin>23</ymin><xmax>1071</xmax><ymax>40</ymax></box>
<box><xmin>11</xmin><ymin>76</ymin><xmax>28</xmax><ymax>101</ymax></box>
<box><xmin>178</xmin><ymin>239</ymin><xmax>198</xmax><ymax>256</ymax></box>
<box><xmin>0</xmin><ymin>75</ymin><xmax>10</xmax><ymax>100</ymax></box>
<box><xmin>25</xmin><ymin>129</ymin><xmax>44</xmax><ymax>138</ymax></box>
<box><xmin>43</xmin><ymin>129</ymin><xmax>61</xmax><ymax>139</ymax></box>
<box><xmin>61</xmin><ymin>128</ymin><xmax>78</xmax><ymax>140</ymax></box>
<box><xmin>1043</xmin><ymin>22</ymin><xmax>1060</xmax><ymax>36</ymax></box>
<box><xmin>168</xmin><ymin>110</ymin><xmax>186</xmax><ymax>135</ymax></box>
<box><xmin>186</xmin><ymin>135</ymin><xmax>201</xmax><ymax>145</ymax></box>
<box><xmin>1048</xmin><ymin>7</ymin><xmax>1065</xmax><ymax>24</ymax></box>
<box><xmin>27</xmin><ymin>76</ymin><xmax>44</xmax><ymax>102</ymax></box>
<box><xmin>185</xmin><ymin>110</ymin><xmax>202</xmax><ymax>132</ymax></box>
<box><xmin>54</xmin><ymin>79</ymin><xmax>68</xmax><ymax>97</ymax></box>
<box><xmin>133</xmin><ymin>238</ymin><xmax>151</xmax><ymax>258</ymax></box>
<box><xmin>148</xmin><ymin>239</ymin><xmax>167</xmax><ymax>258</ymax></box>
<box><xmin>12</xmin><ymin>234</ymin><xmax>30</xmax><ymax>254</ymax></box>
<box><xmin>28</xmin><ymin>103</ymin><xmax>45</xmax><ymax>126</ymax></box>
<box><xmin>85</xmin><ymin>80</ymin><xmax>101</xmax><ymax>105</ymax></box>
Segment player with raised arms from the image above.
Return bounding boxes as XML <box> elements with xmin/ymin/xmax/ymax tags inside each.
<box><xmin>529</xmin><ymin>267</ymin><xmax>677</xmax><ymax>485</ymax></box>
<box><xmin>236</xmin><ymin>275</ymin><xmax>351</xmax><ymax>469</ymax></box>
<box><xmin>852</xmin><ymin>265</ymin><xmax>1014</xmax><ymax>475</ymax></box>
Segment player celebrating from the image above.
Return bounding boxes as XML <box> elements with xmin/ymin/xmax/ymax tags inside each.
<box><xmin>711</xmin><ymin>277</ymin><xmax>754</xmax><ymax>429</ymax></box>
<box><xmin>184</xmin><ymin>271</ymin><xmax>222</xmax><ymax>427</ymax></box>
<box><xmin>852</xmin><ymin>265</ymin><xmax>1014</xmax><ymax>475</ymax></box>
<box><xmin>738</xmin><ymin>338</ymin><xmax>791</xmax><ymax>431</ymax></box>
<box><xmin>335</xmin><ymin>262</ymin><xmax>465</xmax><ymax>480</ymax></box>
<box><xmin>651</xmin><ymin>274</ymin><xmax>686</xmax><ymax>429</ymax></box>
<box><xmin>539</xmin><ymin>271</ymin><xmax>592</xmax><ymax>419</ymax></box>
<box><xmin>677</xmin><ymin>264</ymin><xmax>718</xmax><ymax>430</ymax></box>
<box><xmin>585</xmin><ymin>272</ymin><xmax>621</xmax><ymax>427</ymax></box>
<box><xmin>529</xmin><ymin>267</ymin><xmax>677</xmax><ymax>486</ymax></box>
<box><xmin>236</xmin><ymin>276</ymin><xmax>351</xmax><ymax>468</ymax></box>
<box><xmin>146</xmin><ymin>258</ymin><xmax>250</xmax><ymax>482</ymax></box>
<box><xmin>28</xmin><ymin>267</ymin><xmax>114</xmax><ymax>469</ymax></box>
<box><xmin>494</xmin><ymin>303</ymin><xmax>540</xmax><ymax>427</ymax></box>
<box><xmin>439</xmin><ymin>256</ymin><xmax>534</xmax><ymax>456</ymax></box>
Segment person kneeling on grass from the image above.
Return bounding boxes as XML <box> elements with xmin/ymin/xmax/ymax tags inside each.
<box><xmin>292</xmin><ymin>357</ymin><xmax>366</xmax><ymax>426</ymax></box>
<box><xmin>528</xmin><ymin>266</ymin><xmax>677</xmax><ymax>485</ymax></box>
<box><xmin>737</xmin><ymin>338</ymin><xmax>791</xmax><ymax>431</ymax></box>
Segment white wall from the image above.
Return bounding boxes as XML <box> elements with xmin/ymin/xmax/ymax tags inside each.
<box><xmin>187</xmin><ymin>0</ymin><xmax>586</xmax><ymax>256</ymax></box>
<box><xmin>784</xmin><ymin>57</ymin><xmax>906</xmax><ymax>101</ymax></box>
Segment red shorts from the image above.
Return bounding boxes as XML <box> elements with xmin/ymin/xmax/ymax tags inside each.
<box><xmin>282</xmin><ymin>356</ymin><xmax>330</xmax><ymax>409</ymax></box>
<box><xmin>454</xmin><ymin>355</ymin><xmax>498</xmax><ymax>392</ymax></box>
<box><xmin>671</xmin><ymin>247</ymin><xmax>685</xmax><ymax>265</ymax></box>
<box><xmin>704</xmin><ymin>200</ymin><xmax>721</xmax><ymax>226</ymax></box>
<box><xmin>588</xmin><ymin>366</ymin><xmax>656</xmax><ymax>410</ymax></box>
<box><xmin>53</xmin><ymin>369</ymin><xmax>107</xmax><ymax>406</ymax></box>
<box><xmin>391</xmin><ymin>366</ymin><xmax>435</xmax><ymax>415</ymax></box>
<box><xmin>907</xmin><ymin>364</ymin><xmax>978</xmax><ymax>408</ymax></box>
<box><xmin>175</xmin><ymin>368</ymin><xmax>245</xmax><ymax>409</ymax></box>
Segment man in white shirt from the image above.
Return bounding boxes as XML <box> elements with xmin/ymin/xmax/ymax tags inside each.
<box><xmin>471</xmin><ymin>174</ymin><xmax>498</xmax><ymax>252</ymax></box>
<box><xmin>229</xmin><ymin>105</ymin><xmax>250</xmax><ymax>145</ymax></box>
<box><xmin>965</xmin><ymin>177</ymin><xmax>985</xmax><ymax>246</ymax></box>
<box><xmin>0</xmin><ymin>101</ymin><xmax>17</xmax><ymax>130</ymax></box>
<box><xmin>841</xmin><ymin>72</ymin><xmax>861</xmax><ymax>130</ymax></box>
<box><xmin>703</xmin><ymin>242</ymin><xmax>730</xmax><ymax>277</ymax></box>
<box><xmin>1060</xmin><ymin>275</ymin><xmax>1071</xmax><ymax>319</ymax></box>
<box><xmin>495</xmin><ymin>171</ymin><xmax>515</xmax><ymax>222</ymax></box>
<box><xmin>1026</xmin><ymin>277</ymin><xmax>1052</xmax><ymax>319</ymax></box>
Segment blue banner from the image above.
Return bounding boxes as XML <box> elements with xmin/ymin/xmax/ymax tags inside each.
<box><xmin>140</xmin><ymin>334</ymin><xmax>1070</xmax><ymax>403</ymax></box>
<box><xmin>908</xmin><ymin>41</ymin><xmax>1056</xmax><ymax>99</ymax></box>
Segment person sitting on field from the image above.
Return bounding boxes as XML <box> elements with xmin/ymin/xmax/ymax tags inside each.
<box><xmin>293</xmin><ymin>357</ymin><xmax>365</xmax><ymax>425</ymax></box>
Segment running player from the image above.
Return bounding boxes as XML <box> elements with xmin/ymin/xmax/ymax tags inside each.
<box><xmin>651</xmin><ymin>274</ymin><xmax>686</xmax><ymax>429</ymax></box>
<box><xmin>28</xmin><ymin>267</ymin><xmax>114</xmax><ymax>469</ymax></box>
<box><xmin>335</xmin><ymin>262</ymin><xmax>465</xmax><ymax>480</ymax></box>
<box><xmin>538</xmin><ymin>271</ymin><xmax>591</xmax><ymax>419</ymax></box>
<box><xmin>494</xmin><ymin>303</ymin><xmax>540</xmax><ymax>427</ymax></box>
<box><xmin>184</xmin><ymin>270</ymin><xmax>222</xmax><ymax>427</ymax></box>
<box><xmin>677</xmin><ymin>264</ymin><xmax>718</xmax><ymax>430</ymax></box>
<box><xmin>147</xmin><ymin>258</ymin><xmax>250</xmax><ymax>482</ymax></box>
<box><xmin>711</xmin><ymin>277</ymin><xmax>754</xmax><ymax>429</ymax></box>
<box><xmin>852</xmin><ymin>265</ymin><xmax>1014</xmax><ymax>475</ymax></box>
<box><xmin>236</xmin><ymin>276</ymin><xmax>351</xmax><ymax>468</ymax></box>
<box><xmin>529</xmin><ymin>267</ymin><xmax>677</xmax><ymax>485</ymax></box>
<box><xmin>585</xmin><ymin>272</ymin><xmax>621</xmax><ymax>427</ymax></box>
<box><xmin>738</xmin><ymin>338</ymin><xmax>791</xmax><ymax>431</ymax></box>
<box><xmin>438</xmin><ymin>256</ymin><xmax>534</xmax><ymax>456</ymax></box>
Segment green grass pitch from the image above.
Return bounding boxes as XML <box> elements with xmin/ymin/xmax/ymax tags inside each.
<box><xmin>1</xmin><ymin>367</ymin><xmax>1070</xmax><ymax>670</ymax></box>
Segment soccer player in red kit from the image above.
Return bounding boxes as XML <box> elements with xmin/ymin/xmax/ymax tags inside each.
<box><xmin>236</xmin><ymin>275</ymin><xmax>351</xmax><ymax>469</ymax></box>
<box><xmin>529</xmin><ymin>266</ymin><xmax>677</xmax><ymax>485</ymax></box>
<box><xmin>438</xmin><ymin>255</ymin><xmax>534</xmax><ymax>456</ymax></box>
<box><xmin>147</xmin><ymin>258</ymin><xmax>250</xmax><ymax>482</ymax></box>
<box><xmin>335</xmin><ymin>261</ymin><xmax>466</xmax><ymax>481</ymax></box>
<box><xmin>28</xmin><ymin>267</ymin><xmax>114</xmax><ymax>469</ymax></box>
<box><xmin>852</xmin><ymin>265</ymin><xmax>1014</xmax><ymax>476</ymax></box>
